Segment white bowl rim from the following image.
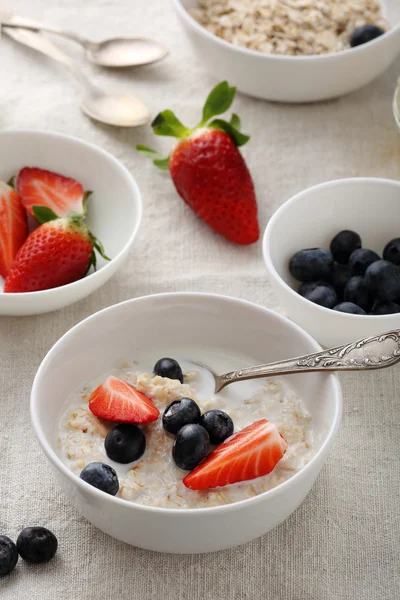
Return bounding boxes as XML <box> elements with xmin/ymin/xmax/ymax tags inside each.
<box><xmin>173</xmin><ymin>0</ymin><xmax>400</xmax><ymax>63</ymax></box>
<box><xmin>0</xmin><ymin>129</ymin><xmax>143</xmax><ymax>300</ymax></box>
<box><xmin>263</xmin><ymin>177</ymin><xmax>400</xmax><ymax>322</ymax></box>
<box><xmin>31</xmin><ymin>292</ymin><xmax>343</xmax><ymax>515</ymax></box>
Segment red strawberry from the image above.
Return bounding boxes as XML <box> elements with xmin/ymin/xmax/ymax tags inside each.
<box><xmin>137</xmin><ymin>81</ymin><xmax>259</xmax><ymax>245</ymax></box>
<box><xmin>89</xmin><ymin>375</ymin><xmax>160</xmax><ymax>424</ymax></box>
<box><xmin>4</xmin><ymin>214</ymin><xmax>108</xmax><ymax>293</ymax></box>
<box><xmin>17</xmin><ymin>167</ymin><xmax>86</xmax><ymax>219</ymax></box>
<box><xmin>0</xmin><ymin>180</ymin><xmax>28</xmax><ymax>279</ymax></box>
<box><xmin>183</xmin><ymin>419</ymin><xmax>288</xmax><ymax>491</ymax></box>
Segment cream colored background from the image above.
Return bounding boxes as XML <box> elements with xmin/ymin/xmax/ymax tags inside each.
<box><xmin>0</xmin><ymin>1</ymin><xmax>399</xmax><ymax>598</ymax></box>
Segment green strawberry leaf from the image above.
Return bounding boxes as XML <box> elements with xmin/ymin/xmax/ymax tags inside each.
<box><xmin>82</xmin><ymin>190</ymin><xmax>92</xmax><ymax>213</ymax></box>
<box><xmin>230</xmin><ymin>113</ymin><xmax>241</xmax><ymax>131</ymax></box>
<box><xmin>136</xmin><ymin>145</ymin><xmax>170</xmax><ymax>170</ymax></box>
<box><xmin>200</xmin><ymin>81</ymin><xmax>236</xmax><ymax>125</ymax></box>
<box><xmin>84</xmin><ymin>250</ymin><xmax>97</xmax><ymax>277</ymax></box>
<box><xmin>209</xmin><ymin>119</ymin><xmax>250</xmax><ymax>147</ymax></box>
<box><xmin>32</xmin><ymin>205</ymin><xmax>59</xmax><ymax>224</ymax></box>
<box><xmin>89</xmin><ymin>232</ymin><xmax>110</xmax><ymax>262</ymax></box>
<box><xmin>7</xmin><ymin>176</ymin><xmax>15</xmax><ymax>189</ymax></box>
<box><xmin>151</xmin><ymin>110</ymin><xmax>190</xmax><ymax>138</ymax></box>
<box><xmin>153</xmin><ymin>157</ymin><xmax>170</xmax><ymax>170</ymax></box>
<box><xmin>67</xmin><ymin>210</ymin><xmax>84</xmax><ymax>222</ymax></box>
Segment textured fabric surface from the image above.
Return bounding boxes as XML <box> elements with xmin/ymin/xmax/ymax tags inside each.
<box><xmin>1</xmin><ymin>0</ymin><xmax>400</xmax><ymax>598</ymax></box>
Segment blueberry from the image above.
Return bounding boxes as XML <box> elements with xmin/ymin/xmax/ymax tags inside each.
<box><xmin>333</xmin><ymin>302</ymin><xmax>366</xmax><ymax>315</ymax></box>
<box><xmin>289</xmin><ymin>249</ymin><xmax>333</xmax><ymax>282</ymax></box>
<box><xmin>199</xmin><ymin>410</ymin><xmax>234</xmax><ymax>445</ymax></box>
<box><xmin>348</xmin><ymin>248</ymin><xmax>380</xmax><ymax>277</ymax></box>
<box><xmin>330</xmin><ymin>264</ymin><xmax>351</xmax><ymax>298</ymax></box>
<box><xmin>350</xmin><ymin>24</ymin><xmax>385</xmax><ymax>47</ymax></box>
<box><xmin>172</xmin><ymin>424</ymin><xmax>209</xmax><ymax>470</ymax></box>
<box><xmin>304</xmin><ymin>284</ymin><xmax>337</xmax><ymax>309</ymax></box>
<box><xmin>330</xmin><ymin>230</ymin><xmax>362</xmax><ymax>265</ymax></box>
<box><xmin>383</xmin><ymin>238</ymin><xmax>400</xmax><ymax>266</ymax></box>
<box><xmin>298</xmin><ymin>281</ymin><xmax>319</xmax><ymax>297</ymax></box>
<box><xmin>163</xmin><ymin>397</ymin><xmax>201</xmax><ymax>435</ymax></box>
<box><xmin>0</xmin><ymin>536</ymin><xmax>18</xmax><ymax>577</ymax></box>
<box><xmin>344</xmin><ymin>276</ymin><xmax>374</xmax><ymax>312</ymax></box>
<box><xmin>365</xmin><ymin>260</ymin><xmax>400</xmax><ymax>302</ymax></box>
<box><xmin>16</xmin><ymin>527</ymin><xmax>57</xmax><ymax>564</ymax></box>
<box><xmin>154</xmin><ymin>358</ymin><xmax>183</xmax><ymax>383</ymax></box>
<box><xmin>80</xmin><ymin>462</ymin><xmax>119</xmax><ymax>496</ymax></box>
<box><xmin>105</xmin><ymin>424</ymin><xmax>146</xmax><ymax>464</ymax></box>
<box><xmin>371</xmin><ymin>302</ymin><xmax>400</xmax><ymax>315</ymax></box>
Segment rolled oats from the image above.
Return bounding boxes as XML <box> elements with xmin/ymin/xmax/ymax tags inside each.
<box><xmin>190</xmin><ymin>0</ymin><xmax>388</xmax><ymax>55</ymax></box>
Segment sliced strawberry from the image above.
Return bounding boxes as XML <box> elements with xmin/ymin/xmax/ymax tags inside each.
<box><xmin>0</xmin><ymin>180</ymin><xmax>28</xmax><ymax>279</ymax></box>
<box><xmin>183</xmin><ymin>419</ymin><xmax>288</xmax><ymax>490</ymax></box>
<box><xmin>89</xmin><ymin>375</ymin><xmax>160</xmax><ymax>424</ymax></box>
<box><xmin>17</xmin><ymin>167</ymin><xmax>85</xmax><ymax>219</ymax></box>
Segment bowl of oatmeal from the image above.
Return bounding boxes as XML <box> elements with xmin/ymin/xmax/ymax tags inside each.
<box><xmin>31</xmin><ymin>293</ymin><xmax>342</xmax><ymax>553</ymax></box>
<box><xmin>173</xmin><ymin>0</ymin><xmax>400</xmax><ymax>102</ymax></box>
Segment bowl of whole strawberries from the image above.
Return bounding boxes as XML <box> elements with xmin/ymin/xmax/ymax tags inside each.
<box><xmin>0</xmin><ymin>130</ymin><xmax>142</xmax><ymax>316</ymax></box>
<box><xmin>263</xmin><ymin>178</ymin><xmax>400</xmax><ymax>348</ymax></box>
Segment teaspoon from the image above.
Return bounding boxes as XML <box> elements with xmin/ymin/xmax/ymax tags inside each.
<box><xmin>2</xmin><ymin>26</ymin><xmax>151</xmax><ymax>127</ymax></box>
<box><xmin>194</xmin><ymin>330</ymin><xmax>400</xmax><ymax>393</ymax></box>
<box><xmin>1</xmin><ymin>16</ymin><xmax>168</xmax><ymax>67</ymax></box>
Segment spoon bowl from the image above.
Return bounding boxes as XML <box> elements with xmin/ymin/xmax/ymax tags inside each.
<box><xmin>86</xmin><ymin>37</ymin><xmax>169</xmax><ymax>67</ymax></box>
<box><xmin>81</xmin><ymin>89</ymin><xmax>151</xmax><ymax>127</ymax></box>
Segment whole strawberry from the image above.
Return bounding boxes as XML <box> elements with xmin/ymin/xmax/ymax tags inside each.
<box><xmin>137</xmin><ymin>81</ymin><xmax>259</xmax><ymax>245</ymax></box>
<box><xmin>4</xmin><ymin>207</ymin><xmax>108</xmax><ymax>293</ymax></box>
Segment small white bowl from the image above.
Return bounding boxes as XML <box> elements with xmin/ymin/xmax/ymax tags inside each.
<box><xmin>0</xmin><ymin>130</ymin><xmax>142</xmax><ymax>316</ymax></box>
<box><xmin>31</xmin><ymin>293</ymin><xmax>342</xmax><ymax>554</ymax></box>
<box><xmin>263</xmin><ymin>178</ymin><xmax>400</xmax><ymax>349</ymax></box>
<box><xmin>173</xmin><ymin>0</ymin><xmax>400</xmax><ymax>103</ymax></box>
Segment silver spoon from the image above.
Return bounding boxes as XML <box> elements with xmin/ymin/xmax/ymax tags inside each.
<box><xmin>1</xmin><ymin>16</ymin><xmax>168</xmax><ymax>67</ymax></box>
<box><xmin>2</xmin><ymin>26</ymin><xmax>151</xmax><ymax>127</ymax></box>
<box><xmin>194</xmin><ymin>330</ymin><xmax>400</xmax><ymax>393</ymax></box>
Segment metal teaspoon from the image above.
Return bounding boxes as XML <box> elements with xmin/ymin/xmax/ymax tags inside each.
<box><xmin>2</xmin><ymin>26</ymin><xmax>151</xmax><ymax>127</ymax></box>
<box><xmin>1</xmin><ymin>15</ymin><xmax>169</xmax><ymax>67</ymax></box>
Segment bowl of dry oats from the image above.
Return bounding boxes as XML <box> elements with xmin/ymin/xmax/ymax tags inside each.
<box><xmin>173</xmin><ymin>0</ymin><xmax>400</xmax><ymax>102</ymax></box>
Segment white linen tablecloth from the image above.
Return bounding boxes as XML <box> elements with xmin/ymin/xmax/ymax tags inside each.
<box><xmin>0</xmin><ymin>1</ymin><xmax>399</xmax><ymax>598</ymax></box>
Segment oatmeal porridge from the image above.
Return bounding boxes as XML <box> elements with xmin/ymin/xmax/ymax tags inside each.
<box><xmin>189</xmin><ymin>0</ymin><xmax>389</xmax><ymax>56</ymax></box>
<box><xmin>58</xmin><ymin>355</ymin><xmax>313</xmax><ymax>509</ymax></box>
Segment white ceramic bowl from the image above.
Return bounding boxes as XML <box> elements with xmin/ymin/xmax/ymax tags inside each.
<box><xmin>263</xmin><ymin>178</ymin><xmax>400</xmax><ymax>349</ymax></box>
<box><xmin>0</xmin><ymin>130</ymin><xmax>142</xmax><ymax>316</ymax></box>
<box><xmin>31</xmin><ymin>293</ymin><xmax>342</xmax><ymax>554</ymax></box>
<box><xmin>173</xmin><ymin>0</ymin><xmax>400</xmax><ymax>102</ymax></box>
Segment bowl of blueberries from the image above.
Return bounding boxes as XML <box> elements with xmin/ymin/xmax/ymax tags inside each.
<box><xmin>263</xmin><ymin>177</ymin><xmax>400</xmax><ymax>348</ymax></box>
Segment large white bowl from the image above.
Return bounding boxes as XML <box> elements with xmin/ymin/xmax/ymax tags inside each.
<box><xmin>173</xmin><ymin>0</ymin><xmax>400</xmax><ymax>102</ymax></box>
<box><xmin>0</xmin><ymin>130</ymin><xmax>142</xmax><ymax>316</ymax></box>
<box><xmin>31</xmin><ymin>293</ymin><xmax>342</xmax><ymax>554</ymax></box>
<box><xmin>263</xmin><ymin>178</ymin><xmax>400</xmax><ymax>348</ymax></box>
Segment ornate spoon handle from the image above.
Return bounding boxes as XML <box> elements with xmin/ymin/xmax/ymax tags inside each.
<box><xmin>216</xmin><ymin>330</ymin><xmax>400</xmax><ymax>392</ymax></box>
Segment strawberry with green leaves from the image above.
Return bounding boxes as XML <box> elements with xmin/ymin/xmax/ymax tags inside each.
<box><xmin>4</xmin><ymin>207</ymin><xmax>108</xmax><ymax>293</ymax></box>
<box><xmin>137</xmin><ymin>82</ymin><xmax>259</xmax><ymax>245</ymax></box>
